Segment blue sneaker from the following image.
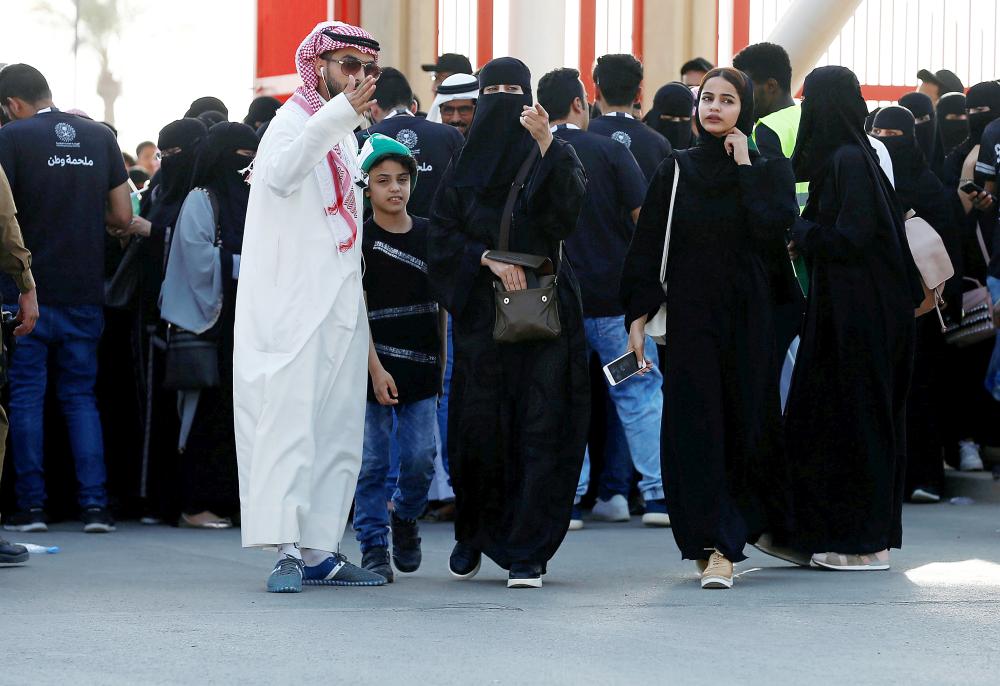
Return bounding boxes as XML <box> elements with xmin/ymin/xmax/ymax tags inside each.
<box><xmin>303</xmin><ymin>552</ymin><xmax>387</xmax><ymax>586</ymax></box>
<box><xmin>266</xmin><ymin>555</ymin><xmax>304</xmax><ymax>593</ymax></box>
<box><xmin>568</xmin><ymin>505</ymin><xmax>583</xmax><ymax>531</ymax></box>
<box><xmin>641</xmin><ymin>498</ymin><xmax>671</xmax><ymax>527</ymax></box>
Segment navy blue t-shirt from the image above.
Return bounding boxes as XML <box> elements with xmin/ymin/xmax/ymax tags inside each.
<box><xmin>357</xmin><ymin>112</ymin><xmax>464</xmax><ymax>219</ymax></box>
<box><xmin>588</xmin><ymin>112</ymin><xmax>672</xmax><ymax>183</ymax></box>
<box><xmin>0</xmin><ymin>109</ymin><xmax>127</xmax><ymax>306</ymax></box>
<box><xmin>554</xmin><ymin>126</ymin><xmax>647</xmax><ymax>317</ymax></box>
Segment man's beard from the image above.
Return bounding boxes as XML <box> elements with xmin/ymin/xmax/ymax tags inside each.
<box><xmin>449</xmin><ymin>121</ymin><xmax>468</xmax><ymax>136</ymax></box>
<box><xmin>323</xmin><ymin>70</ymin><xmax>344</xmax><ymax>100</ymax></box>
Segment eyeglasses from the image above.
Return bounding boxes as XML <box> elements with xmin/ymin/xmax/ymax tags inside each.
<box><xmin>322</xmin><ymin>56</ymin><xmax>381</xmax><ymax>79</ymax></box>
<box><xmin>440</xmin><ymin>105</ymin><xmax>475</xmax><ymax>117</ymax></box>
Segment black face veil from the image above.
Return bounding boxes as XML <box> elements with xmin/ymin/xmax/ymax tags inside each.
<box><xmin>898</xmin><ymin>92</ymin><xmax>937</xmax><ymax>162</ymax></box>
<box><xmin>450</xmin><ymin>57</ymin><xmax>534</xmax><ymax>193</ymax></box>
<box><xmin>936</xmin><ymin>92</ymin><xmax>968</xmax><ymax>153</ymax></box>
<box><xmin>643</xmin><ymin>82</ymin><xmax>695</xmax><ymax>149</ymax></box>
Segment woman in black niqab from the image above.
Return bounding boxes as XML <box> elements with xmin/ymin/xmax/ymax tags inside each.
<box><xmin>872</xmin><ymin>105</ymin><xmax>960</xmax><ymax>503</ymax></box>
<box><xmin>621</xmin><ymin>67</ymin><xmax>799</xmax><ymax>586</ymax></box>
<box><xmin>899</xmin><ymin>92</ymin><xmax>943</xmax><ymax>175</ymax></box>
<box><xmin>942</xmin><ymin>80</ymin><xmax>1000</xmax><ymax>185</ymax></box>
<box><xmin>935</xmin><ymin>92</ymin><xmax>968</xmax><ymax>156</ymax></box>
<box><xmin>785</xmin><ymin>66</ymin><xmax>924</xmax><ymax>570</ymax></box>
<box><xmin>428</xmin><ymin>57</ymin><xmax>589</xmax><ymax>586</ymax></box>
<box><xmin>642</xmin><ymin>82</ymin><xmax>696</xmax><ymax>149</ymax></box>
<box><xmin>160</xmin><ymin>121</ymin><xmax>258</xmax><ymax>529</ymax></box>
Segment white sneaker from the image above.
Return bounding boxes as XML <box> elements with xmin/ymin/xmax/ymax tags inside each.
<box><xmin>590</xmin><ymin>494</ymin><xmax>630</xmax><ymax>522</ymax></box>
<box><xmin>959</xmin><ymin>440</ymin><xmax>984</xmax><ymax>472</ymax></box>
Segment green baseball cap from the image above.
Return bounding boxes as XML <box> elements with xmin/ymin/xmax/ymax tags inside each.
<box><xmin>358</xmin><ymin>133</ymin><xmax>417</xmax><ymax>207</ymax></box>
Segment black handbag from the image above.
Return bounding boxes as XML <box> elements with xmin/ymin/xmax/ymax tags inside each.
<box><xmin>104</xmin><ymin>235</ymin><xmax>143</xmax><ymax>310</ymax></box>
<box><xmin>488</xmin><ymin>147</ymin><xmax>562</xmax><ymax>343</ymax></box>
<box><xmin>162</xmin><ymin>188</ymin><xmax>222</xmax><ymax>390</ymax></box>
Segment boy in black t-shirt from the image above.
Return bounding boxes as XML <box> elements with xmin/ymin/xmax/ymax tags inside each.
<box><xmin>353</xmin><ymin>134</ymin><xmax>445</xmax><ymax>582</ymax></box>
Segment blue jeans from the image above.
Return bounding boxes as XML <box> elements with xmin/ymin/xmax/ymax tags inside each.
<box><xmin>355</xmin><ymin>397</ymin><xmax>437</xmax><ymax>552</ymax></box>
<box><xmin>7</xmin><ymin>304</ymin><xmax>107</xmax><ymax>510</ymax></box>
<box><xmin>577</xmin><ymin>315</ymin><xmax>664</xmax><ymax>502</ymax></box>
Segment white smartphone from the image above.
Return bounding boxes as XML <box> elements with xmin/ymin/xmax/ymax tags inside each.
<box><xmin>603</xmin><ymin>350</ymin><xmax>643</xmax><ymax>386</ymax></box>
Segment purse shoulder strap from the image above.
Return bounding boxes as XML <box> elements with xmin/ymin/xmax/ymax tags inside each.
<box><xmin>498</xmin><ymin>146</ymin><xmax>541</xmax><ymax>251</ymax></box>
<box><xmin>658</xmin><ymin>159</ymin><xmax>680</xmax><ymax>285</ymax></box>
<box><xmin>975</xmin><ymin>223</ymin><xmax>991</xmax><ymax>266</ymax></box>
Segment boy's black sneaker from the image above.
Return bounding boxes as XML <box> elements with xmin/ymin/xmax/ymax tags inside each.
<box><xmin>0</xmin><ymin>538</ymin><xmax>29</xmax><ymax>565</ymax></box>
<box><xmin>507</xmin><ymin>562</ymin><xmax>543</xmax><ymax>589</ymax></box>
<box><xmin>448</xmin><ymin>542</ymin><xmax>481</xmax><ymax>579</ymax></box>
<box><xmin>2</xmin><ymin>508</ymin><xmax>47</xmax><ymax>533</ymax></box>
<box><xmin>391</xmin><ymin>511</ymin><xmax>422</xmax><ymax>573</ymax></box>
<box><xmin>81</xmin><ymin>507</ymin><xmax>116</xmax><ymax>533</ymax></box>
<box><xmin>362</xmin><ymin>546</ymin><xmax>394</xmax><ymax>583</ymax></box>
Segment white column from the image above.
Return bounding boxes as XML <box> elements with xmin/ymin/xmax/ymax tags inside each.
<box><xmin>506</xmin><ymin>0</ymin><xmax>567</xmax><ymax>88</ymax></box>
<box><xmin>767</xmin><ymin>0</ymin><xmax>863</xmax><ymax>93</ymax></box>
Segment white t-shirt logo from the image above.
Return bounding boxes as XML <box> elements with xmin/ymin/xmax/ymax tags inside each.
<box><xmin>611</xmin><ymin>131</ymin><xmax>632</xmax><ymax>148</ymax></box>
<box><xmin>397</xmin><ymin>129</ymin><xmax>419</xmax><ymax>150</ymax></box>
<box><xmin>55</xmin><ymin>122</ymin><xmax>77</xmax><ymax>143</ymax></box>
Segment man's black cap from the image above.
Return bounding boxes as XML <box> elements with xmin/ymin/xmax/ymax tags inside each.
<box><xmin>422</xmin><ymin>53</ymin><xmax>473</xmax><ymax>74</ymax></box>
<box><xmin>916</xmin><ymin>68</ymin><xmax>965</xmax><ymax>95</ymax></box>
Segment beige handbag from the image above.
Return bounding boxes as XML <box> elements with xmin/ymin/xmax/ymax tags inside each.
<box><xmin>644</xmin><ymin>160</ymin><xmax>680</xmax><ymax>345</ymax></box>
<box><xmin>903</xmin><ymin>212</ymin><xmax>954</xmax><ymax>320</ymax></box>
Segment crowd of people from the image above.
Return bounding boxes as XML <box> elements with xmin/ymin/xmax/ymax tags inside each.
<box><xmin>0</xmin><ymin>20</ymin><xmax>997</xmax><ymax>593</ymax></box>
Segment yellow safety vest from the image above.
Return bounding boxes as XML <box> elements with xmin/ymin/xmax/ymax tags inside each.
<box><xmin>753</xmin><ymin>104</ymin><xmax>809</xmax><ymax>295</ymax></box>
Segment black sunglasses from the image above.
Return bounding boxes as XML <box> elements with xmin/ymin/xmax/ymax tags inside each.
<box><xmin>322</xmin><ymin>55</ymin><xmax>381</xmax><ymax>79</ymax></box>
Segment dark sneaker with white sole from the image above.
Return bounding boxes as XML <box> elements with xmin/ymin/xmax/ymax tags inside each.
<box><xmin>362</xmin><ymin>546</ymin><xmax>394</xmax><ymax>583</ymax></box>
<box><xmin>3</xmin><ymin>508</ymin><xmax>47</xmax><ymax>533</ymax></box>
<box><xmin>641</xmin><ymin>498</ymin><xmax>671</xmax><ymax>527</ymax></box>
<box><xmin>507</xmin><ymin>562</ymin><xmax>543</xmax><ymax>589</ymax></box>
<box><xmin>303</xmin><ymin>552</ymin><xmax>387</xmax><ymax>586</ymax></box>
<box><xmin>391</xmin><ymin>511</ymin><xmax>422</xmax><ymax>573</ymax></box>
<box><xmin>81</xmin><ymin>507</ymin><xmax>116</xmax><ymax>533</ymax></box>
<box><xmin>267</xmin><ymin>555</ymin><xmax>304</xmax><ymax>593</ymax></box>
<box><xmin>448</xmin><ymin>542</ymin><xmax>481</xmax><ymax>579</ymax></box>
<box><xmin>0</xmin><ymin>538</ymin><xmax>29</xmax><ymax>565</ymax></box>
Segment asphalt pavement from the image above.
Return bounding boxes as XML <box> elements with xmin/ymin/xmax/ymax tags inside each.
<box><xmin>3</xmin><ymin>500</ymin><xmax>999</xmax><ymax>685</ymax></box>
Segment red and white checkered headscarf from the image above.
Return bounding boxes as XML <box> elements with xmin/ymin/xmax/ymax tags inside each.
<box><xmin>288</xmin><ymin>21</ymin><xmax>379</xmax><ymax>252</ymax></box>
<box><xmin>294</xmin><ymin>21</ymin><xmax>379</xmax><ymax>115</ymax></box>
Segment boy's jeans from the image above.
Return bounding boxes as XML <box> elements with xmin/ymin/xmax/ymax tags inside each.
<box><xmin>355</xmin><ymin>397</ymin><xmax>437</xmax><ymax>552</ymax></box>
<box><xmin>576</xmin><ymin>315</ymin><xmax>664</xmax><ymax>502</ymax></box>
<box><xmin>7</xmin><ymin>304</ymin><xmax>107</xmax><ymax>510</ymax></box>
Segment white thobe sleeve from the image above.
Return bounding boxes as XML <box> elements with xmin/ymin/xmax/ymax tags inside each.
<box><xmin>261</xmin><ymin>93</ymin><xmax>368</xmax><ymax>198</ymax></box>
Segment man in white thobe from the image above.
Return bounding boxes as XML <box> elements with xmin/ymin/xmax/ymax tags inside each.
<box><xmin>234</xmin><ymin>21</ymin><xmax>386</xmax><ymax>593</ymax></box>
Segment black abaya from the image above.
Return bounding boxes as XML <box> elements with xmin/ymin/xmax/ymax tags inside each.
<box><xmin>428</xmin><ymin>139</ymin><xmax>588</xmax><ymax>569</ymax></box>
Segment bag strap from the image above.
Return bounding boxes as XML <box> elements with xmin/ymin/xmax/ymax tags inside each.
<box><xmin>498</xmin><ymin>146</ymin><xmax>541</xmax><ymax>251</ymax></box>
<box><xmin>658</xmin><ymin>159</ymin><xmax>680</xmax><ymax>286</ymax></box>
<box><xmin>975</xmin><ymin>223</ymin><xmax>991</xmax><ymax>267</ymax></box>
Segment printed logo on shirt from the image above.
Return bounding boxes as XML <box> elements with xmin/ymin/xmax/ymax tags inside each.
<box><xmin>54</xmin><ymin>122</ymin><xmax>81</xmax><ymax>149</ymax></box>
<box><xmin>611</xmin><ymin>131</ymin><xmax>632</xmax><ymax>148</ymax></box>
<box><xmin>396</xmin><ymin>129</ymin><xmax>419</xmax><ymax>150</ymax></box>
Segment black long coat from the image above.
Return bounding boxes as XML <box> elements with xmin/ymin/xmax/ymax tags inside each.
<box><xmin>428</xmin><ymin>139</ymin><xmax>589</xmax><ymax>569</ymax></box>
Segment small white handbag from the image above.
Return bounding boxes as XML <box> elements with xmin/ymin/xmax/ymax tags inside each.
<box><xmin>644</xmin><ymin>160</ymin><xmax>680</xmax><ymax>344</ymax></box>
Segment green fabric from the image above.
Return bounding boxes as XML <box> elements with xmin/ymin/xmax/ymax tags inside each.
<box><xmin>358</xmin><ymin>133</ymin><xmax>418</xmax><ymax>208</ymax></box>
<box><xmin>754</xmin><ymin>104</ymin><xmax>809</xmax><ymax>296</ymax></box>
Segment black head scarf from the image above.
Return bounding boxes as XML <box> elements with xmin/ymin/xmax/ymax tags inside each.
<box><xmin>872</xmin><ymin>106</ymin><xmax>925</xmax><ymax>203</ymax></box>
<box><xmin>936</xmin><ymin>92</ymin><xmax>968</xmax><ymax>154</ymax></box>
<box><xmin>185</xmin><ymin>96</ymin><xmax>229</xmax><ymax>120</ymax></box>
<box><xmin>145</xmin><ymin>117</ymin><xmax>208</xmax><ymax>230</ymax></box>
<box><xmin>898</xmin><ymin>93</ymin><xmax>936</xmax><ymax>158</ymax></box>
<box><xmin>191</xmin><ymin>122</ymin><xmax>258</xmax><ymax>254</ymax></box>
<box><xmin>198</xmin><ymin>110</ymin><xmax>227</xmax><ymax>128</ymax></box>
<box><xmin>791</xmin><ymin>66</ymin><xmax>872</xmax><ymax>183</ymax></box>
<box><xmin>244</xmin><ymin>96</ymin><xmax>281</xmax><ymax>129</ymax></box>
<box><xmin>675</xmin><ymin>68</ymin><xmax>757</xmax><ymax>193</ymax></box>
<box><xmin>964</xmin><ymin>80</ymin><xmax>1000</xmax><ymax>145</ymax></box>
<box><xmin>794</xmin><ymin>67</ymin><xmax>924</xmax><ymax>306</ymax></box>
<box><xmin>643</xmin><ymin>82</ymin><xmax>695</xmax><ymax>149</ymax></box>
<box><xmin>450</xmin><ymin>57</ymin><xmax>534</xmax><ymax>195</ymax></box>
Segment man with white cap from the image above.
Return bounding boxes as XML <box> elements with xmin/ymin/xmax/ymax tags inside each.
<box><xmin>427</xmin><ymin>73</ymin><xmax>479</xmax><ymax>137</ymax></box>
<box><xmin>233</xmin><ymin>21</ymin><xmax>387</xmax><ymax>593</ymax></box>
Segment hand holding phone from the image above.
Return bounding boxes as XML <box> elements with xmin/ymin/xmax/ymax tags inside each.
<box><xmin>603</xmin><ymin>350</ymin><xmax>644</xmax><ymax>386</ymax></box>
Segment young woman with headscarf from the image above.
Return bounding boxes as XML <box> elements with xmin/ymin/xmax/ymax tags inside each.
<box><xmin>159</xmin><ymin>122</ymin><xmax>258</xmax><ymax>529</ymax></box>
<box><xmin>428</xmin><ymin>57</ymin><xmax>588</xmax><ymax>589</ymax></box>
<box><xmin>898</xmin><ymin>92</ymin><xmax>943</xmax><ymax>176</ymax></box>
<box><xmin>133</xmin><ymin>117</ymin><xmax>208</xmax><ymax>522</ymax></box>
<box><xmin>936</xmin><ymin>92</ymin><xmax>969</xmax><ymax>159</ymax></box>
<box><xmin>872</xmin><ymin>105</ymin><xmax>960</xmax><ymax>503</ymax></box>
<box><xmin>621</xmin><ymin>67</ymin><xmax>798</xmax><ymax>589</ymax></box>
<box><xmin>642</xmin><ymin>82</ymin><xmax>696</xmax><ymax>150</ymax></box>
<box><xmin>784</xmin><ymin>66</ymin><xmax>924</xmax><ymax>571</ymax></box>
